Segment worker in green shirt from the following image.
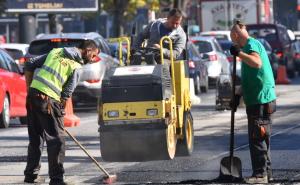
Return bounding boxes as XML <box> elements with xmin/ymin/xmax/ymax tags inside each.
<box><xmin>230</xmin><ymin>21</ymin><xmax>276</xmax><ymax>184</ymax></box>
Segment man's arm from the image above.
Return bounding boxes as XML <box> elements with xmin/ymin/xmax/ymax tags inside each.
<box><xmin>24</xmin><ymin>54</ymin><xmax>47</xmax><ymax>91</ymax></box>
<box><xmin>162</xmin><ymin>30</ymin><xmax>187</xmax><ymax>60</ymax></box>
<box><xmin>61</xmin><ymin>68</ymin><xmax>82</xmax><ymax>102</ymax></box>
<box><xmin>133</xmin><ymin>22</ymin><xmax>152</xmax><ymax>50</ymax></box>
<box><xmin>238</xmin><ymin>51</ymin><xmax>262</xmax><ymax>68</ymax></box>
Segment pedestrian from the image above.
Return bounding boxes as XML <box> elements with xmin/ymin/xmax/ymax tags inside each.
<box><xmin>132</xmin><ymin>8</ymin><xmax>186</xmax><ymax>60</ymax></box>
<box><xmin>23</xmin><ymin>40</ymin><xmax>100</xmax><ymax>185</ymax></box>
<box><xmin>230</xmin><ymin>21</ymin><xmax>276</xmax><ymax>184</ymax></box>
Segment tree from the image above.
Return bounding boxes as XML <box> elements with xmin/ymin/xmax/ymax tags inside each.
<box><xmin>101</xmin><ymin>0</ymin><xmax>160</xmax><ymax>37</ymax></box>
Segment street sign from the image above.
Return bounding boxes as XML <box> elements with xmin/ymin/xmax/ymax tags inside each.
<box><xmin>5</xmin><ymin>0</ymin><xmax>98</xmax><ymax>13</ymax></box>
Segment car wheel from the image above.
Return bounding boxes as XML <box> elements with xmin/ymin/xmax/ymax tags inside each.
<box><xmin>194</xmin><ymin>75</ymin><xmax>201</xmax><ymax>95</ymax></box>
<box><xmin>201</xmin><ymin>75</ymin><xmax>208</xmax><ymax>93</ymax></box>
<box><xmin>0</xmin><ymin>95</ymin><xmax>10</xmax><ymax>128</ymax></box>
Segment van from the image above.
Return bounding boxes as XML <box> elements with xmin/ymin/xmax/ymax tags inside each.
<box><xmin>246</xmin><ymin>24</ymin><xmax>296</xmax><ymax>78</ymax></box>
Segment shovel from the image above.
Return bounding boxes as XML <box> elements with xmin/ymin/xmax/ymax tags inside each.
<box><xmin>219</xmin><ymin>54</ymin><xmax>242</xmax><ymax>181</ymax></box>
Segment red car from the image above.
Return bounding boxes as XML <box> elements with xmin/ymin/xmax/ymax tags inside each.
<box><xmin>0</xmin><ymin>49</ymin><xmax>27</xmax><ymax>128</ymax></box>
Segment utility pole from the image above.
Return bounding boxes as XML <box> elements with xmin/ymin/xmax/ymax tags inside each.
<box><xmin>48</xmin><ymin>14</ymin><xmax>58</xmax><ymax>33</ymax></box>
<box><xmin>227</xmin><ymin>0</ymin><xmax>231</xmax><ymax>29</ymax></box>
<box><xmin>19</xmin><ymin>14</ymin><xmax>36</xmax><ymax>43</ymax></box>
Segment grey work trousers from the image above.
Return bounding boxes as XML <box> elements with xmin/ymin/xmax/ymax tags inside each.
<box><xmin>246</xmin><ymin>101</ymin><xmax>275</xmax><ymax>177</ymax></box>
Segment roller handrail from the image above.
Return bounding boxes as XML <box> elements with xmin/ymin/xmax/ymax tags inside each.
<box><xmin>159</xmin><ymin>36</ymin><xmax>176</xmax><ymax>98</ymax></box>
<box><xmin>108</xmin><ymin>37</ymin><xmax>130</xmax><ymax>66</ymax></box>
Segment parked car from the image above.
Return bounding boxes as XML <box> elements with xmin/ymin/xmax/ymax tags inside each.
<box><xmin>256</xmin><ymin>38</ymin><xmax>279</xmax><ymax>79</ymax></box>
<box><xmin>0</xmin><ymin>49</ymin><xmax>27</xmax><ymax>128</ymax></box>
<box><xmin>187</xmin><ymin>41</ymin><xmax>209</xmax><ymax>94</ymax></box>
<box><xmin>293</xmin><ymin>31</ymin><xmax>300</xmax><ymax>41</ymax></box>
<box><xmin>26</xmin><ymin>32</ymin><xmax>118</xmax><ymax>106</ymax></box>
<box><xmin>0</xmin><ymin>43</ymin><xmax>29</xmax><ymax>65</ymax></box>
<box><xmin>246</xmin><ymin>24</ymin><xmax>295</xmax><ymax>77</ymax></box>
<box><xmin>190</xmin><ymin>36</ymin><xmax>230</xmax><ymax>87</ymax></box>
<box><xmin>200</xmin><ymin>31</ymin><xmax>231</xmax><ymax>41</ymax></box>
<box><xmin>290</xmin><ymin>40</ymin><xmax>300</xmax><ymax>73</ymax></box>
<box><xmin>217</xmin><ymin>40</ymin><xmax>242</xmax><ymax>83</ymax></box>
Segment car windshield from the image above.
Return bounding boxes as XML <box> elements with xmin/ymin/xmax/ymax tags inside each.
<box><xmin>218</xmin><ymin>41</ymin><xmax>232</xmax><ymax>51</ymax></box>
<box><xmin>4</xmin><ymin>49</ymin><xmax>24</xmax><ymax>60</ymax></box>
<box><xmin>248</xmin><ymin>28</ymin><xmax>277</xmax><ymax>43</ymax></box>
<box><xmin>192</xmin><ymin>40</ymin><xmax>213</xmax><ymax>53</ymax></box>
<box><xmin>28</xmin><ymin>39</ymin><xmax>84</xmax><ymax>55</ymax></box>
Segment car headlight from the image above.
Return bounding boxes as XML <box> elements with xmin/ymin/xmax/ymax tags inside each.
<box><xmin>108</xmin><ymin>110</ymin><xmax>119</xmax><ymax>118</ymax></box>
<box><xmin>147</xmin><ymin>109</ymin><xmax>158</xmax><ymax>116</ymax></box>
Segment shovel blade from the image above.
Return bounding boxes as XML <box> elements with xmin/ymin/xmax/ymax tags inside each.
<box><xmin>219</xmin><ymin>156</ymin><xmax>242</xmax><ymax>181</ymax></box>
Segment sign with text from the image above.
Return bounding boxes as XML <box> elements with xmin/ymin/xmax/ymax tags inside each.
<box><xmin>6</xmin><ymin>0</ymin><xmax>98</xmax><ymax>13</ymax></box>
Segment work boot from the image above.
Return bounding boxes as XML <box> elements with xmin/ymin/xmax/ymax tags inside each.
<box><xmin>24</xmin><ymin>175</ymin><xmax>44</xmax><ymax>183</ymax></box>
<box><xmin>245</xmin><ymin>175</ymin><xmax>268</xmax><ymax>184</ymax></box>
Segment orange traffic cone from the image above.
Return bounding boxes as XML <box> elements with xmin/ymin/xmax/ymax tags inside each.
<box><xmin>276</xmin><ymin>65</ymin><xmax>290</xmax><ymax>84</ymax></box>
<box><xmin>63</xmin><ymin>98</ymin><xmax>80</xmax><ymax>127</ymax></box>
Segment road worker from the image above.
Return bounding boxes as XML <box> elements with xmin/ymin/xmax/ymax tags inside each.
<box><xmin>230</xmin><ymin>21</ymin><xmax>276</xmax><ymax>184</ymax></box>
<box><xmin>132</xmin><ymin>8</ymin><xmax>186</xmax><ymax>60</ymax></box>
<box><xmin>23</xmin><ymin>40</ymin><xmax>99</xmax><ymax>185</ymax></box>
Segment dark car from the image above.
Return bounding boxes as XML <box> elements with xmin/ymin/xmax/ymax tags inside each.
<box><xmin>256</xmin><ymin>38</ymin><xmax>279</xmax><ymax>78</ymax></box>
<box><xmin>26</xmin><ymin>32</ymin><xmax>119</xmax><ymax>106</ymax></box>
<box><xmin>246</xmin><ymin>24</ymin><xmax>295</xmax><ymax>77</ymax></box>
<box><xmin>187</xmin><ymin>41</ymin><xmax>209</xmax><ymax>94</ymax></box>
<box><xmin>217</xmin><ymin>40</ymin><xmax>242</xmax><ymax>80</ymax></box>
<box><xmin>291</xmin><ymin>40</ymin><xmax>300</xmax><ymax>73</ymax></box>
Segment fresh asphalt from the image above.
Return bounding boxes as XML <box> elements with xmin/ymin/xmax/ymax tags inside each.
<box><xmin>0</xmin><ymin>77</ymin><xmax>300</xmax><ymax>184</ymax></box>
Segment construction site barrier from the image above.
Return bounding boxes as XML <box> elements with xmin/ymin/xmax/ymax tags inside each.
<box><xmin>276</xmin><ymin>65</ymin><xmax>290</xmax><ymax>84</ymax></box>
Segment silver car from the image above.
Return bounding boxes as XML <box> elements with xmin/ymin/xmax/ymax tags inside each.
<box><xmin>190</xmin><ymin>36</ymin><xmax>230</xmax><ymax>87</ymax></box>
<box><xmin>25</xmin><ymin>32</ymin><xmax>118</xmax><ymax>106</ymax></box>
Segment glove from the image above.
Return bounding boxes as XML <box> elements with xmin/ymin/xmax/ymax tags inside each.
<box><xmin>230</xmin><ymin>95</ymin><xmax>241</xmax><ymax>112</ymax></box>
<box><xmin>230</xmin><ymin>45</ymin><xmax>241</xmax><ymax>56</ymax></box>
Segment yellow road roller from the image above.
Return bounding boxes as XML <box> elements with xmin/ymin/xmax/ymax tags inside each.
<box><xmin>98</xmin><ymin>36</ymin><xmax>193</xmax><ymax>162</ymax></box>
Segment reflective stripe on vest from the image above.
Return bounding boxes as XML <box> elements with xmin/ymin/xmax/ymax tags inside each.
<box><xmin>30</xmin><ymin>48</ymin><xmax>81</xmax><ymax>101</ymax></box>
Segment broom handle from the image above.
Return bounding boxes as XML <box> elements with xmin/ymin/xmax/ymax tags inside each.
<box><xmin>64</xmin><ymin>129</ymin><xmax>110</xmax><ymax>177</ymax></box>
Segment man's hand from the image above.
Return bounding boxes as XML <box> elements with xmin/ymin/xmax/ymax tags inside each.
<box><xmin>230</xmin><ymin>45</ymin><xmax>241</xmax><ymax>56</ymax></box>
<box><xmin>153</xmin><ymin>44</ymin><xmax>161</xmax><ymax>49</ymax></box>
<box><xmin>24</xmin><ymin>71</ymin><xmax>33</xmax><ymax>92</ymax></box>
<box><xmin>60</xmin><ymin>98</ymin><xmax>67</xmax><ymax>109</ymax></box>
<box><xmin>230</xmin><ymin>94</ymin><xmax>241</xmax><ymax>112</ymax></box>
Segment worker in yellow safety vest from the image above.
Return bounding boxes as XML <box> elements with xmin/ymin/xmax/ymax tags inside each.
<box><xmin>23</xmin><ymin>40</ymin><xmax>99</xmax><ymax>185</ymax></box>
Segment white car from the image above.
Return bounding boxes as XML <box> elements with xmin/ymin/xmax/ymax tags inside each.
<box><xmin>0</xmin><ymin>43</ymin><xmax>29</xmax><ymax>64</ymax></box>
<box><xmin>200</xmin><ymin>31</ymin><xmax>231</xmax><ymax>41</ymax></box>
<box><xmin>191</xmin><ymin>36</ymin><xmax>230</xmax><ymax>87</ymax></box>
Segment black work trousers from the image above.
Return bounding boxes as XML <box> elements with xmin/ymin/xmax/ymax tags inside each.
<box><xmin>246</xmin><ymin>100</ymin><xmax>275</xmax><ymax>177</ymax></box>
<box><xmin>24</xmin><ymin>88</ymin><xmax>65</xmax><ymax>180</ymax></box>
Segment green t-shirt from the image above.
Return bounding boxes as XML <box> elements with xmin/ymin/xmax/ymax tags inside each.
<box><xmin>241</xmin><ymin>37</ymin><xmax>276</xmax><ymax>106</ymax></box>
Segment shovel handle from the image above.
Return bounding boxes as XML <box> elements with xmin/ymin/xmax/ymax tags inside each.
<box><xmin>230</xmin><ymin>55</ymin><xmax>237</xmax><ymax>161</ymax></box>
